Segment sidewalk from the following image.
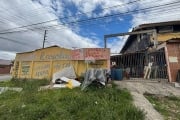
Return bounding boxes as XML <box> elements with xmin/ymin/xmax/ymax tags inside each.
<box><xmin>0</xmin><ymin>74</ymin><xmax>11</xmax><ymax>81</ymax></box>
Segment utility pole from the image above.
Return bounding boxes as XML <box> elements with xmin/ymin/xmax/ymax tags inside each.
<box><xmin>43</xmin><ymin>30</ymin><xmax>47</xmax><ymax>48</ymax></box>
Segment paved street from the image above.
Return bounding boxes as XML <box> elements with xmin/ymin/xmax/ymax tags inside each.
<box><xmin>0</xmin><ymin>75</ymin><xmax>11</xmax><ymax>81</ymax></box>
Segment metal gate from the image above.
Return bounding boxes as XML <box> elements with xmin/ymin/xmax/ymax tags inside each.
<box><xmin>111</xmin><ymin>48</ymin><xmax>167</xmax><ymax>79</ymax></box>
<box><xmin>146</xmin><ymin>48</ymin><xmax>167</xmax><ymax>79</ymax></box>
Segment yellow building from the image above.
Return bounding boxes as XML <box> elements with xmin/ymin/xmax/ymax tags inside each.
<box><xmin>12</xmin><ymin>46</ymin><xmax>110</xmax><ymax>80</ymax></box>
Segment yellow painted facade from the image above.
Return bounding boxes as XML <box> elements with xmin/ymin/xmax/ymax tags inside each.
<box><xmin>157</xmin><ymin>32</ymin><xmax>180</xmax><ymax>42</ymax></box>
<box><xmin>12</xmin><ymin>46</ymin><xmax>110</xmax><ymax>79</ymax></box>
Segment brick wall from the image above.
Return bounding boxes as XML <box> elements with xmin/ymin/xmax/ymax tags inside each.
<box><xmin>0</xmin><ymin>65</ymin><xmax>11</xmax><ymax>74</ymax></box>
<box><xmin>166</xmin><ymin>43</ymin><xmax>180</xmax><ymax>82</ymax></box>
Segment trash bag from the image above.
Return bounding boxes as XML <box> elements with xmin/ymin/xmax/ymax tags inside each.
<box><xmin>81</xmin><ymin>68</ymin><xmax>107</xmax><ymax>90</ymax></box>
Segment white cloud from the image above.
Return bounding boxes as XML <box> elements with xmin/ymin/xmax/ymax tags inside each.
<box><xmin>0</xmin><ymin>0</ymin><xmax>101</xmax><ymax>60</ymax></box>
<box><xmin>131</xmin><ymin>0</ymin><xmax>180</xmax><ymax>27</ymax></box>
<box><xmin>68</xmin><ymin>0</ymin><xmax>180</xmax><ymax>53</ymax></box>
<box><xmin>69</xmin><ymin>0</ymin><xmax>129</xmax><ymax>17</ymax></box>
<box><xmin>47</xmin><ymin>27</ymin><xmax>100</xmax><ymax>49</ymax></box>
<box><xmin>108</xmin><ymin>36</ymin><xmax>129</xmax><ymax>54</ymax></box>
<box><xmin>0</xmin><ymin>51</ymin><xmax>16</xmax><ymax>60</ymax></box>
<box><xmin>69</xmin><ymin>0</ymin><xmax>180</xmax><ymax>26</ymax></box>
<box><xmin>0</xmin><ymin>0</ymin><xmax>179</xmax><ymax>60</ymax></box>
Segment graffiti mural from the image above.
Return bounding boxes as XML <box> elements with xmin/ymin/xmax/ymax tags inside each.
<box><xmin>33</xmin><ymin>62</ymin><xmax>51</xmax><ymax>78</ymax></box>
<box><xmin>53</xmin><ymin>61</ymin><xmax>72</xmax><ymax>73</ymax></box>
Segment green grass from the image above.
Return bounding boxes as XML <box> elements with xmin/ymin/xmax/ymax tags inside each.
<box><xmin>0</xmin><ymin>79</ymin><xmax>145</xmax><ymax>120</ymax></box>
<box><xmin>144</xmin><ymin>93</ymin><xmax>180</xmax><ymax>120</ymax></box>
<box><xmin>0</xmin><ymin>78</ymin><xmax>49</xmax><ymax>89</ymax></box>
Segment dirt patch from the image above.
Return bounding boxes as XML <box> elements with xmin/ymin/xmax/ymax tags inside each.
<box><xmin>114</xmin><ymin>80</ymin><xmax>180</xmax><ymax>120</ymax></box>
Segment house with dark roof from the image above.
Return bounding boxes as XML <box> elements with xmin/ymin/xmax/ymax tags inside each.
<box><xmin>0</xmin><ymin>59</ymin><xmax>12</xmax><ymax>74</ymax></box>
<box><xmin>110</xmin><ymin>20</ymin><xmax>180</xmax><ymax>82</ymax></box>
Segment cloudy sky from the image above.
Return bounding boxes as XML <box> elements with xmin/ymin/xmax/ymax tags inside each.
<box><xmin>0</xmin><ymin>0</ymin><xmax>180</xmax><ymax>60</ymax></box>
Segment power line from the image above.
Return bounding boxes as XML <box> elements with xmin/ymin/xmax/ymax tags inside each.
<box><xmin>0</xmin><ymin>1</ymin><xmax>167</xmax><ymax>33</ymax></box>
<box><xmin>0</xmin><ymin>6</ymin><xmax>46</xmax><ymax>35</ymax></box>
<box><xmin>7</xmin><ymin>0</ymin><xmax>178</xmax><ymax>28</ymax></box>
<box><xmin>0</xmin><ymin>36</ymin><xmax>28</xmax><ymax>45</ymax></box>
<box><xmin>1</xmin><ymin>6</ymin><xmax>179</xmax><ymax>47</ymax></box>
<box><xmin>0</xmin><ymin>5</ymin><xmax>56</xmax><ymax>26</ymax></box>
<box><xmin>0</xmin><ymin>0</ymin><xmax>144</xmax><ymax>32</ymax></box>
<box><xmin>48</xmin><ymin>12</ymin><xmax>180</xmax><ymax>34</ymax></box>
<box><xmin>0</xmin><ymin>1</ymin><xmax>44</xmax><ymax>24</ymax></box>
<box><xmin>1</xmin><ymin>12</ymin><xmax>178</xmax><ymax>47</ymax></box>
<box><xmin>0</xmin><ymin>1</ymin><xmax>178</xmax><ymax>49</ymax></box>
<box><xmin>1</xmin><ymin>1</ymin><xmax>178</xmax><ymax>32</ymax></box>
<box><xmin>0</xmin><ymin>0</ymin><xmax>179</xmax><ymax>35</ymax></box>
<box><xmin>60</xmin><ymin>12</ymin><xmax>180</xmax><ymax>30</ymax></box>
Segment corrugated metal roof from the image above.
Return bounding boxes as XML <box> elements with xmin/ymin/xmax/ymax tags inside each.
<box><xmin>0</xmin><ymin>59</ymin><xmax>11</xmax><ymax>65</ymax></box>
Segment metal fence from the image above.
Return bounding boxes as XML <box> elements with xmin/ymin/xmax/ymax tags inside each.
<box><xmin>111</xmin><ymin>48</ymin><xmax>167</xmax><ymax>80</ymax></box>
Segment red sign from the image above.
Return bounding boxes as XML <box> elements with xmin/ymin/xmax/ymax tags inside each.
<box><xmin>85</xmin><ymin>48</ymin><xmax>110</xmax><ymax>60</ymax></box>
<box><xmin>71</xmin><ymin>49</ymin><xmax>84</xmax><ymax>60</ymax></box>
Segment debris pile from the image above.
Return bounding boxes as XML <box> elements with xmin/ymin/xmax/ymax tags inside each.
<box><xmin>53</xmin><ymin>77</ymin><xmax>81</xmax><ymax>89</ymax></box>
<box><xmin>51</xmin><ymin>66</ymin><xmax>80</xmax><ymax>89</ymax></box>
<box><xmin>52</xmin><ymin>66</ymin><xmax>76</xmax><ymax>83</ymax></box>
<box><xmin>81</xmin><ymin>68</ymin><xmax>107</xmax><ymax>90</ymax></box>
<box><xmin>40</xmin><ymin>66</ymin><xmax>108</xmax><ymax>90</ymax></box>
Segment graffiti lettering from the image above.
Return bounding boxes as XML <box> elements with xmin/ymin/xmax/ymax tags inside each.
<box><xmin>72</xmin><ymin>49</ymin><xmax>84</xmax><ymax>60</ymax></box>
<box><xmin>54</xmin><ymin>64</ymin><xmax>61</xmax><ymax>70</ymax></box>
<box><xmin>35</xmin><ymin>64</ymin><xmax>50</xmax><ymax>70</ymax></box>
<box><xmin>34</xmin><ymin>64</ymin><xmax>50</xmax><ymax>77</ymax></box>
<box><xmin>54</xmin><ymin>62</ymin><xmax>71</xmax><ymax>70</ymax></box>
<box><xmin>85</xmin><ymin>48</ymin><xmax>108</xmax><ymax>59</ymax></box>
<box><xmin>35</xmin><ymin>70</ymin><xmax>49</xmax><ymax>77</ymax></box>
<box><xmin>40</xmin><ymin>52</ymin><xmax>71</xmax><ymax>60</ymax></box>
